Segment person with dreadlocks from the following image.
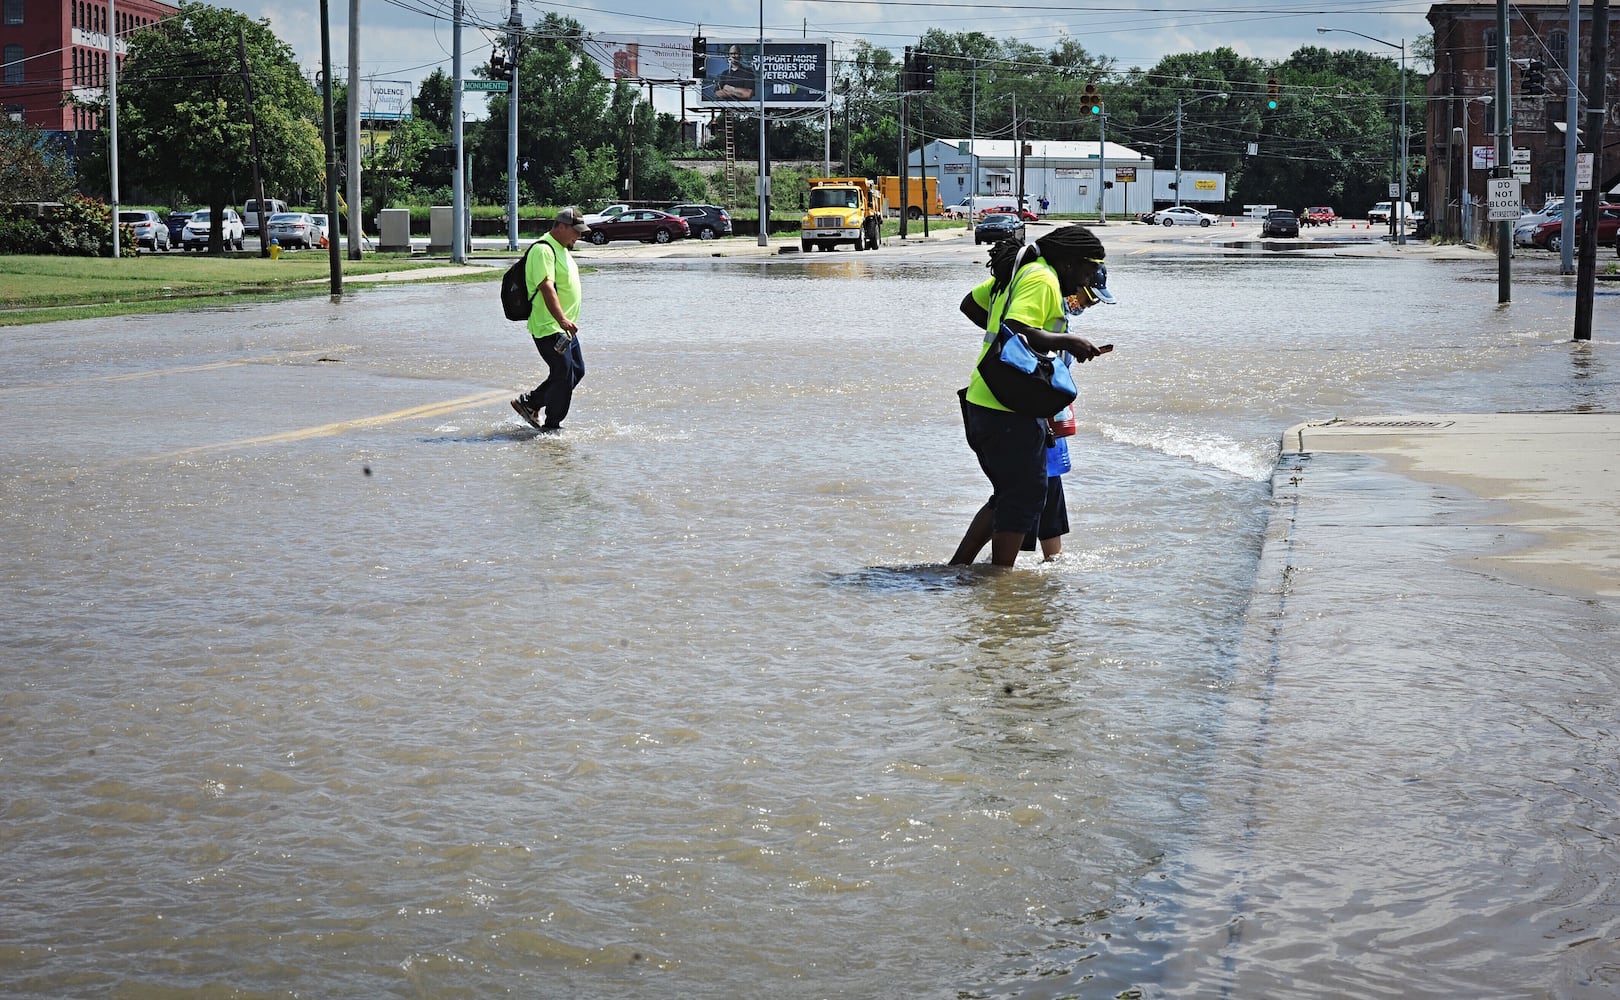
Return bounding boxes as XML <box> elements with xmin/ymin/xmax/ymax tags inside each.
<box><xmin>949</xmin><ymin>225</ymin><xmax>1115</xmax><ymax>567</ymax></box>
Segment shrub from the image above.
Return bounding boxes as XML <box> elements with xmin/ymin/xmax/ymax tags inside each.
<box><xmin>0</xmin><ymin>214</ymin><xmax>46</xmax><ymax>254</ymax></box>
<box><xmin>37</xmin><ymin>195</ymin><xmax>135</xmax><ymax>257</ymax></box>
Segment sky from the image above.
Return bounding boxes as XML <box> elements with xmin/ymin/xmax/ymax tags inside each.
<box><xmin>209</xmin><ymin>0</ymin><xmax>1437</xmax><ymax>119</ymax></box>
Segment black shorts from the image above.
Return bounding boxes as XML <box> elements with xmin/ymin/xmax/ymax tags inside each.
<box><xmin>960</xmin><ymin>390</ymin><xmax>1048</xmax><ymax>535</ymax></box>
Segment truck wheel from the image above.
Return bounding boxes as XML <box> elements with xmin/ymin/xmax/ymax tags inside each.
<box><xmin>801</xmin><ymin>240</ymin><xmax>811</xmax><ymax>253</ymax></box>
<box><xmin>907</xmin><ymin>206</ymin><xmax>922</xmax><ymax>221</ymax></box>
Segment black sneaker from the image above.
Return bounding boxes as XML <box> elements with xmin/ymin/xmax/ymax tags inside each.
<box><xmin>510</xmin><ymin>398</ymin><xmax>543</xmax><ymax>430</ymax></box>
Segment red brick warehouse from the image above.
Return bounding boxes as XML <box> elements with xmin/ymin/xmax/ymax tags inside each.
<box><xmin>1</xmin><ymin>0</ymin><xmax>180</xmax><ymax>132</ymax></box>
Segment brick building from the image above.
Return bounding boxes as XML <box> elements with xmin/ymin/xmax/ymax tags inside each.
<box><xmin>1427</xmin><ymin>0</ymin><xmax>1620</xmax><ymax>237</ymax></box>
<box><xmin>1</xmin><ymin>0</ymin><xmax>179</xmax><ymax>131</ymax></box>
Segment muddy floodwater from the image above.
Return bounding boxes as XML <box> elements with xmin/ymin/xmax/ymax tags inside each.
<box><xmin>3</xmin><ymin>245</ymin><xmax>1617</xmax><ymax>998</ymax></box>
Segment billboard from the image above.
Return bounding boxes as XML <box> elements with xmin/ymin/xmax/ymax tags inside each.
<box><xmin>361</xmin><ymin>79</ymin><xmax>412</xmax><ymax>122</ymax></box>
<box><xmin>582</xmin><ymin>35</ymin><xmax>694</xmax><ymax>82</ymax></box>
<box><xmin>695</xmin><ymin>39</ymin><xmax>830</xmax><ymax>110</ymax></box>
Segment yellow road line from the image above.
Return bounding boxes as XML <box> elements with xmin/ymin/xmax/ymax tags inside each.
<box><xmin>140</xmin><ymin>389</ymin><xmax>511</xmax><ymax>461</ymax></box>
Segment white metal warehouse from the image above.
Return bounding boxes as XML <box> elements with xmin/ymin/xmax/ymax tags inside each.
<box><xmin>908</xmin><ymin>138</ymin><xmax>1157</xmax><ymax>218</ymax></box>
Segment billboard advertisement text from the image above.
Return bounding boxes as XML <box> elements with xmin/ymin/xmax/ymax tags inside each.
<box><xmin>696</xmin><ymin>40</ymin><xmax>830</xmax><ymax>110</ymax></box>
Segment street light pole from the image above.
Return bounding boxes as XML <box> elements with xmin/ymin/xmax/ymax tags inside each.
<box><xmin>1175</xmin><ymin>97</ymin><xmax>1182</xmax><ymax>209</ymax></box>
<box><xmin>1318</xmin><ymin>27</ymin><xmax>1407</xmax><ymax>245</ymax></box>
<box><xmin>756</xmin><ymin>0</ymin><xmax>768</xmax><ymax>247</ymax></box>
<box><xmin>1174</xmin><ymin>91</ymin><xmax>1226</xmax><ymax>211</ymax></box>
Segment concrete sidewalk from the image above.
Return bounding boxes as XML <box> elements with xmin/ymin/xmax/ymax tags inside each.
<box><xmin>1272</xmin><ymin>412</ymin><xmax>1620</xmax><ymax>599</ymax></box>
<box><xmin>1174</xmin><ymin>412</ymin><xmax>1620</xmax><ymax>994</ymax></box>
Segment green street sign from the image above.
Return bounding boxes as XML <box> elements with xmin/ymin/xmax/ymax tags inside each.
<box><xmin>463</xmin><ymin>80</ymin><xmax>509</xmax><ymax>92</ymax></box>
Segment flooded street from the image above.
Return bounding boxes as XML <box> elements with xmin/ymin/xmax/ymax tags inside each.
<box><xmin>3</xmin><ymin>241</ymin><xmax>1617</xmax><ymax>997</ymax></box>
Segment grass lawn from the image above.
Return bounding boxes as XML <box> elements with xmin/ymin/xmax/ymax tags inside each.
<box><xmin>0</xmin><ymin>253</ymin><xmax>498</xmax><ymax>327</ymax></box>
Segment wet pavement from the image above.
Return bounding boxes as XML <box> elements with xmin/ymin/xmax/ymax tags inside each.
<box><xmin>5</xmin><ymin>234</ymin><xmax>1618</xmax><ymax>997</ymax></box>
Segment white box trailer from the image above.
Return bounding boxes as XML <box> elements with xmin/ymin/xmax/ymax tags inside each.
<box><xmin>1152</xmin><ymin>170</ymin><xmax>1226</xmax><ymax>204</ymax></box>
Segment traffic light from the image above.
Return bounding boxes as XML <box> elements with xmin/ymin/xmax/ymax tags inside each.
<box><xmin>916</xmin><ymin>49</ymin><xmax>936</xmax><ymax>91</ymax></box>
<box><xmin>692</xmin><ymin>36</ymin><xmax>706</xmax><ymax>79</ymax></box>
<box><xmin>1082</xmin><ymin>83</ymin><xmax>1102</xmax><ymax>115</ymax></box>
<box><xmin>1523</xmin><ymin>59</ymin><xmax>1546</xmax><ymax>96</ymax></box>
<box><xmin>1266</xmin><ymin>77</ymin><xmax>1279</xmax><ymax>110</ymax></box>
<box><xmin>490</xmin><ymin>51</ymin><xmax>511</xmax><ymax>82</ymax></box>
<box><xmin>903</xmin><ymin>45</ymin><xmax>914</xmax><ymax>91</ymax></box>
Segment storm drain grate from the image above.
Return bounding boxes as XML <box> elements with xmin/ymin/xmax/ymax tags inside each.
<box><xmin>1330</xmin><ymin>419</ymin><xmax>1453</xmax><ymax>429</ymax></box>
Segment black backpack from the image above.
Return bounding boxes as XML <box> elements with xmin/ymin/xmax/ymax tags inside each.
<box><xmin>500</xmin><ymin>240</ymin><xmax>552</xmax><ymax>321</ymax></box>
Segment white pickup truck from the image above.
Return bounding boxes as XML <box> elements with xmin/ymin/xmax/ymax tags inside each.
<box><xmin>1366</xmin><ymin>201</ymin><xmax>1416</xmax><ymax>226</ymax></box>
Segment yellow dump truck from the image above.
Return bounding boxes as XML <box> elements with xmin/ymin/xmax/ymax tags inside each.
<box><xmin>800</xmin><ymin>177</ymin><xmax>885</xmax><ymax>253</ymax></box>
<box><xmin>877</xmin><ymin>175</ymin><xmax>943</xmax><ymax>220</ymax></box>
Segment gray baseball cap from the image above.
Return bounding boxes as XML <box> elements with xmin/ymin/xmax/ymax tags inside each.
<box><xmin>555</xmin><ymin>207</ymin><xmax>591</xmax><ymax>233</ymax></box>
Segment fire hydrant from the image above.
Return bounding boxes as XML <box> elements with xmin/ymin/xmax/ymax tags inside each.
<box><xmin>268</xmin><ymin>238</ymin><xmax>281</xmax><ymax>260</ymax></box>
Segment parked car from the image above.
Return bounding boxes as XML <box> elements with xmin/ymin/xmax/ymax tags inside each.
<box><xmin>1261</xmin><ymin>208</ymin><xmax>1300</xmax><ymax>238</ymax></box>
<box><xmin>974</xmin><ymin>212</ymin><xmax>1026</xmax><ymax>245</ymax></box>
<box><xmin>1531</xmin><ymin>204</ymin><xmax>1620</xmax><ymax>252</ymax></box>
<box><xmin>1146</xmin><ymin>205</ymin><xmax>1219</xmax><ymax>227</ymax></box>
<box><xmin>943</xmin><ymin>203</ymin><xmax>971</xmax><ymax>219</ymax></box>
<box><xmin>182</xmin><ymin>208</ymin><xmax>245</xmax><ymax>251</ymax></box>
<box><xmin>165</xmin><ymin>211</ymin><xmax>191</xmax><ymax>247</ymax></box>
<box><xmin>1514</xmin><ymin>203</ymin><xmax>1563</xmax><ymax>246</ymax></box>
<box><xmin>669</xmin><ymin>204</ymin><xmax>732</xmax><ymax>240</ymax></box>
<box><xmin>242</xmin><ymin>197</ymin><xmax>288</xmax><ymax>236</ymax></box>
<box><xmin>266</xmin><ymin>212</ymin><xmax>320</xmax><ymax>249</ymax></box>
<box><xmin>309</xmin><ymin>213</ymin><xmax>331</xmax><ymax>248</ymax></box>
<box><xmin>582</xmin><ymin>203</ymin><xmax>631</xmax><ymax>226</ymax></box>
<box><xmin>118</xmin><ymin>209</ymin><xmax>170</xmax><ymax>251</ymax></box>
<box><xmin>583</xmin><ymin>209</ymin><xmax>689</xmax><ymax>245</ymax></box>
<box><xmin>1302</xmin><ymin>206</ymin><xmax>1336</xmax><ymax>226</ymax></box>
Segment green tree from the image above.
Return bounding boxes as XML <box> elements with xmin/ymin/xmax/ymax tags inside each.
<box><xmin>0</xmin><ymin>121</ymin><xmax>77</xmax><ymax>204</ymax></box>
<box><xmin>103</xmin><ymin>1</ymin><xmax>323</xmax><ymax>252</ymax></box>
<box><xmin>415</xmin><ymin>69</ymin><xmax>456</xmax><ymax>133</ymax></box>
<box><xmin>471</xmin><ymin>13</ymin><xmax>617</xmax><ymax>206</ymax></box>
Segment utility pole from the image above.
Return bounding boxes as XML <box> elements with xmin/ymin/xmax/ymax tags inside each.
<box><xmin>756</xmin><ymin>3</ymin><xmax>768</xmax><ymax>247</ymax></box>
<box><xmin>506</xmin><ymin>0</ymin><xmax>521</xmax><ymax>252</ymax></box>
<box><xmin>237</xmin><ymin>30</ymin><xmax>267</xmax><ymax>258</ymax></box>
<box><xmin>899</xmin><ymin>47</ymin><xmax>910</xmax><ymax>238</ymax></box>
<box><xmin>319</xmin><ymin>0</ymin><xmax>343</xmax><ymax>299</ymax></box>
<box><xmin>451</xmin><ymin>0</ymin><xmax>465</xmax><ymax>264</ymax></box>
<box><xmin>1097</xmin><ymin>110</ymin><xmax>1106</xmax><ymax>224</ymax></box>
<box><xmin>968</xmin><ymin>58</ymin><xmax>977</xmax><ymax>232</ymax></box>
<box><xmin>108</xmin><ymin>0</ymin><xmax>119</xmax><ymax>256</ymax></box>
<box><xmin>1560</xmin><ymin>0</ymin><xmax>1580</xmax><ymax>275</ymax></box>
<box><xmin>1494</xmin><ymin>0</ymin><xmax>1511</xmax><ymax>302</ymax></box>
<box><xmin>918</xmin><ymin>86</ymin><xmax>929</xmax><ymax>237</ymax></box>
<box><xmin>1574</xmin><ymin>0</ymin><xmax>1610</xmax><ymax>340</ymax></box>
<box><xmin>346</xmin><ymin>0</ymin><xmax>361</xmax><ymax>259</ymax></box>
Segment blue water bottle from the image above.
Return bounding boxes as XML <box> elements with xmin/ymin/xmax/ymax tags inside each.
<box><xmin>1046</xmin><ymin>436</ymin><xmax>1071</xmax><ymax>476</ymax></box>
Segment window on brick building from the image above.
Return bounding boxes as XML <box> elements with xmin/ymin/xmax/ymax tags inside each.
<box><xmin>4</xmin><ymin>0</ymin><xmax>23</xmax><ymax>27</ymax></box>
<box><xmin>3</xmin><ymin>44</ymin><xmax>22</xmax><ymax>85</ymax></box>
<box><xmin>1549</xmin><ymin>31</ymin><xmax>1568</xmax><ymax>70</ymax></box>
<box><xmin>1485</xmin><ymin>28</ymin><xmax>1498</xmax><ymax>68</ymax></box>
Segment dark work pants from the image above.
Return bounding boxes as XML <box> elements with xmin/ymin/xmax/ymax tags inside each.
<box><xmin>521</xmin><ymin>333</ymin><xmax>585</xmax><ymax>428</ymax></box>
